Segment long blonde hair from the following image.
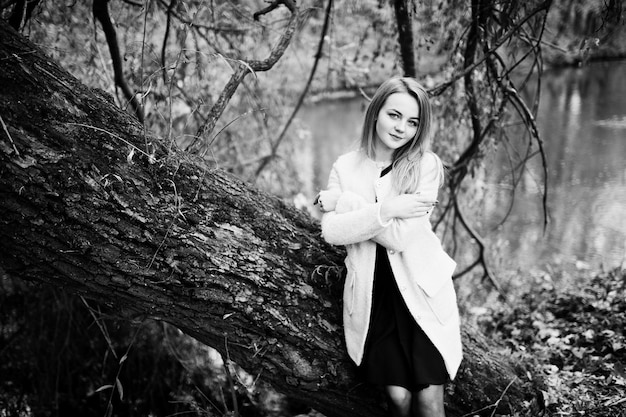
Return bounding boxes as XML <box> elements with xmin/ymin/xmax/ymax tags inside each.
<box><xmin>360</xmin><ymin>77</ymin><xmax>441</xmax><ymax>193</ymax></box>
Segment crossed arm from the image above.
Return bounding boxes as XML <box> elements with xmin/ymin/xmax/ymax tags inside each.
<box><xmin>319</xmin><ymin>154</ymin><xmax>442</xmax><ymax>251</ymax></box>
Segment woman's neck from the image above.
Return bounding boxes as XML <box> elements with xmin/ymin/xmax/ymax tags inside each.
<box><xmin>373</xmin><ymin>146</ymin><xmax>393</xmax><ymax>165</ymax></box>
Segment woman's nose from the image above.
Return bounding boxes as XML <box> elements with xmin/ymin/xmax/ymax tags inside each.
<box><xmin>394</xmin><ymin>121</ymin><xmax>405</xmax><ymax>132</ymax></box>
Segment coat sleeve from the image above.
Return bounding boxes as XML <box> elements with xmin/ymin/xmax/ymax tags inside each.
<box><xmin>320</xmin><ymin>163</ymin><xmax>388</xmax><ymax>246</ymax></box>
<box><xmin>371</xmin><ymin>152</ymin><xmax>443</xmax><ymax>252</ymax></box>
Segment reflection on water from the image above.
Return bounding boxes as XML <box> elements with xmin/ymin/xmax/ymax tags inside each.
<box><xmin>297</xmin><ymin>61</ymin><xmax>626</xmax><ymax>273</ymax></box>
<box><xmin>482</xmin><ymin>61</ymin><xmax>626</xmax><ymax>273</ymax></box>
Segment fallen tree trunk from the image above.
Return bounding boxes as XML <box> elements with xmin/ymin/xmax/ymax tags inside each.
<box><xmin>0</xmin><ymin>21</ymin><xmax>543</xmax><ymax>416</ymax></box>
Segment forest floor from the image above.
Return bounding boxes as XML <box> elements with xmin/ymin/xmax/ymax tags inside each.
<box><xmin>474</xmin><ymin>267</ymin><xmax>626</xmax><ymax>417</ymax></box>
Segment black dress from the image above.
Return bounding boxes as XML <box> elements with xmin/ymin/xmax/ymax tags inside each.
<box><xmin>359</xmin><ymin>166</ymin><xmax>448</xmax><ymax>391</ymax></box>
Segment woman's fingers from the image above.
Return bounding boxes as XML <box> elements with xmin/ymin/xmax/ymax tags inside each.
<box><xmin>410</xmin><ymin>199</ymin><xmax>437</xmax><ymax>217</ymax></box>
<box><xmin>388</xmin><ymin>195</ymin><xmax>438</xmax><ymax>219</ymax></box>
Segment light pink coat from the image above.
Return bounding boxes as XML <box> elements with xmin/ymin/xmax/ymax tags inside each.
<box><xmin>320</xmin><ymin>150</ymin><xmax>463</xmax><ymax>380</ymax></box>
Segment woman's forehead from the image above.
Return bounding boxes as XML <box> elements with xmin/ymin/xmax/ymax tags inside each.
<box><xmin>382</xmin><ymin>92</ymin><xmax>419</xmax><ymax>117</ymax></box>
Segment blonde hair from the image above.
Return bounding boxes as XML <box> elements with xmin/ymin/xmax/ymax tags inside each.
<box><xmin>360</xmin><ymin>77</ymin><xmax>441</xmax><ymax>193</ymax></box>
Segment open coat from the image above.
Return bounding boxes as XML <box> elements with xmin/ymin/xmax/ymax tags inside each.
<box><xmin>320</xmin><ymin>150</ymin><xmax>463</xmax><ymax>380</ymax></box>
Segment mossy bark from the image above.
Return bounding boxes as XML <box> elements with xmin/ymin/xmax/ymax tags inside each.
<box><xmin>0</xmin><ymin>21</ymin><xmax>543</xmax><ymax>417</ymax></box>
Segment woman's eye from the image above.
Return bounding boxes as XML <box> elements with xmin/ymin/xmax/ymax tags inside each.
<box><xmin>388</xmin><ymin>112</ymin><xmax>399</xmax><ymax>119</ymax></box>
<box><xmin>408</xmin><ymin>120</ymin><xmax>418</xmax><ymax>127</ymax></box>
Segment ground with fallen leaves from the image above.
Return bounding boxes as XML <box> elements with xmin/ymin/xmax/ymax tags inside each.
<box><xmin>475</xmin><ymin>267</ymin><xmax>625</xmax><ymax>416</ymax></box>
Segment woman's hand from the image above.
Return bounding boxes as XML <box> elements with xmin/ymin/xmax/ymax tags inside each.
<box><xmin>315</xmin><ymin>189</ymin><xmax>342</xmax><ymax>213</ymax></box>
<box><xmin>380</xmin><ymin>194</ymin><xmax>437</xmax><ymax>222</ymax></box>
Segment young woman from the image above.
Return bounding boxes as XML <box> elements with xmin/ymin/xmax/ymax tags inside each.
<box><xmin>317</xmin><ymin>77</ymin><xmax>462</xmax><ymax>417</ymax></box>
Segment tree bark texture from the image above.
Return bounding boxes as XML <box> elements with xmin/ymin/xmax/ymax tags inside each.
<box><xmin>0</xmin><ymin>21</ymin><xmax>544</xmax><ymax>417</ymax></box>
<box><xmin>393</xmin><ymin>0</ymin><xmax>417</xmax><ymax>78</ymax></box>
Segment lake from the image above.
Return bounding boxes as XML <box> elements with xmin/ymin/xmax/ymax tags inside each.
<box><xmin>296</xmin><ymin>61</ymin><xmax>626</xmax><ymax>277</ymax></box>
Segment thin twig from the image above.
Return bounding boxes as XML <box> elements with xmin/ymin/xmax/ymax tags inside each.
<box><xmin>139</xmin><ymin>0</ymin><xmax>151</xmax><ymax>161</ymax></box>
<box><xmin>223</xmin><ymin>337</ymin><xmax>240</xmax><ymax>417</ymax></box>
<box><xmin>502</xmin><ymin>84</ymin><xmax>549</xmax><ymax>230</ymax></box>
<box><xmin>146</xmin><ymin>180</ymin><xmax>183</xmax><ymax>270</ymax></box>
<box><xmin>105</xmin><ymin>324</ymin><xmax>144</xmax><ymax>416</ymax></box>
<box><xmin>482</xmin><ymin>49</ymin><xmax>535</xmax><ymax>229</ymax></box>
<box><xmin>121</xmin><ymin>0</ymin><xmax>142</xmax><ymax>6</ymax></box>
<box><xmin>0</xmin><ymin>114</ymin><xmax>20</xmax><ymax>157</ymax></box>
<box><xmin>80</xmin><ymin>296</ymin><xmax>118</xmax><ymax>359</ymax></box>
<box><xmin>452</xmin><ymin>200</ymin><xmax>503</xmax><ymax>296</ymax></box>
<box><xmin>489</xmin><ymin>377</ymin><xmax>518</xmax><ymax>417</ymax></box>
<box><xmin>206</xmin><ymin>108</ymin><xmax>265</xmax><ymax>149</ymax></box>
<box><xmin>154</xmin><ymin>0</ymin><xmax>248</xmax><ymax>34</ymax></box>
<box><xmin>65</xmin><ymin>123</ymin><xmax>157</xmax><ymax>162</ymax></box>
<box><xmin>460</xmin><ymin>377</ymin><xmax>518</xmax><ymax>417</ymax></box>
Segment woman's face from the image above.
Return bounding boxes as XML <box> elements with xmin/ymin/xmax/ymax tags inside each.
<box><xmin>374</xmin><ymin>92</ymin><xmax>420</xmax><ymax>158</ymax></box>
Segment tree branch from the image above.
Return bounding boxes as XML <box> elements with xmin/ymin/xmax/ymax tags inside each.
<box><xmin>392</xmin><ymin>0</ymin><xmax>416</xmax><ymax>77</ymax></box>
<box><xmin>7</xmin><ymin>0</ymin><xmax>40</xmax><ymax>30</ymax></box>
<box><xmin>93</xmin><ymin>0</ymin><xmax>145</xmax><ymax>123</ymax></box>
<box><xmin>188</xmin><ymin>5</ymin><xmax>306</xmax><ymax>152</ymax></box>
<box><xmin>161</xmin><ymin>0</ymin><xmax>177</xmax><ymax>85</ymax></box>
<box><xmin>451</xmin><ymin>200</ymin><xmax>503</xmax><ymax>296</ymax></box>
<box><xmin>155</xmin><ymin>0</ymin><xmax>248</xmax><ymax>34</ymax></box>
<box><xmin>254</xmin><ymin>0</ymin><xmax>333</xmax><ymax>178</ymax></box>
<box><xmin>253</xmin><ymin>0</ymin><xmax>296</xmax><ymax>21</ymax></box>
<box><xmin>428</xmin><ymin>0</ymin><xmax>552</xmax><ymax>97</ymax></box>
<box><xmin>487</xmin><ymin>33</ymin><xmax>549</xmax><ymax>230</ymax></box>
<box><xmin>438</xmin><ymin>1</ymin><xmax>553</xmax><ymax>280</ymax></box>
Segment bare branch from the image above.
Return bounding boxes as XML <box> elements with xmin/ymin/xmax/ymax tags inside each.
<box><xmin>438</xmin><ymin>1</ymin><xmax>554</xmax><ymax>282</ymax></box>
<box><xmin>93</xmin><ymin>0</ymin><xmax>145</xmax><ymax>122</ymax></box>
<box><xmin>189</xmin><ymin>64</ymin><xmax>249</xmax><ymax>154</ymax></box>
<box><xmin>161</xmin><ymin>0</ymin><xmax>177</xmax><ymax>85</ymax></box>
<box><xmin>488</xmin><ymin>34</ymin><xmax>549</xmax><ymax>230</ymax></box>
<box><xmin>428</xmin><ymin>0</ymin><xmax>552</xmax><ymax>97</ymax></box>
<box><xmin>451</xmin><ymin>201</ymin><xmax>503</xmax><ymax>296</ymax></box>
<box><xmin>253</xmin><ymin>0</ymin><xmax>296</xmax><ymax>21</ymax></box>
<box><xmin>188</xmin><ymin>5</ymin><xmax>306</xmax><ymax>152</ymax></box>
<box><xmin>120</xmin><ymin>0</ymin><xmax>142</xmax><ymax>6</ymax></box>
<box><xmin>154</xmin><ymin>0</ymin><xmax>249</xmax><ymax>34</ymax></box>
<box><xmin>0</xmin><ymin>114</ymin><xmax>20</xmax><ymax>157</ymax></box>
<box><xmin>254</xmin><ymin>0</ymin><xmax>333</xmax><ymax>178</ymax></box>
<box><xmin>392</xmin><ymin>0</ymin><xmax>416</xmax><ymax>77</ymax></box>
<box><xmin>7</xmin><ymin>0</ymin><xmax>41</xmax><ymax>30</ymax></box>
